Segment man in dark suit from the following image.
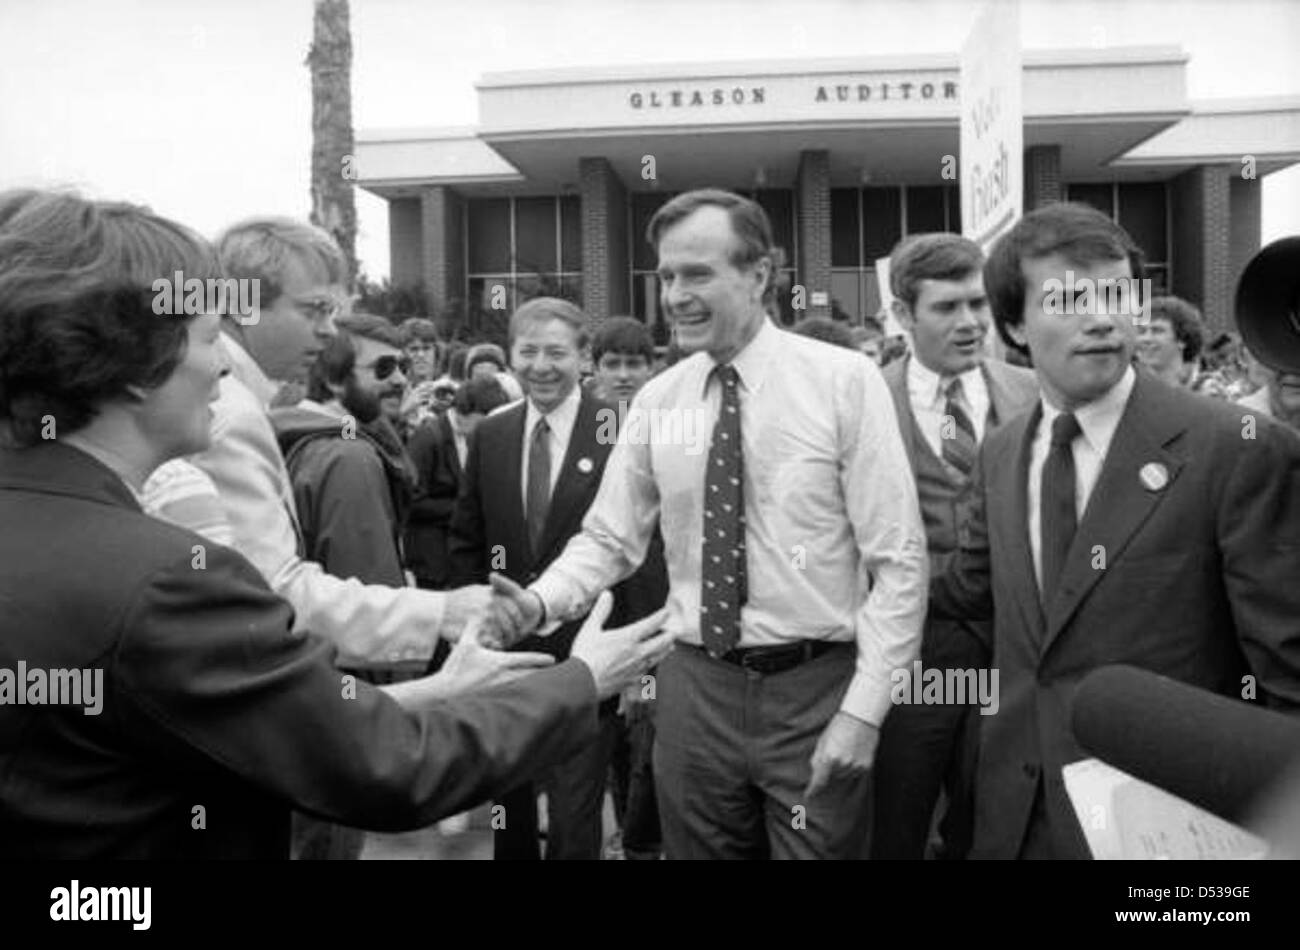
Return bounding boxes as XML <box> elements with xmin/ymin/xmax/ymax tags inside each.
<box><xmin>930</xmin><ymin>202</ymin><xmax>1300</xmax><ymax>859</ymax></box>
<box><xmin>406</xmin><ymin>376</ymin><xmax>510</xmax><ymax>591</ymax></box>
<box><xmin>450</xmin><ymin>296</ymin><xmax>621</xmax><ymax>860</ymax></box>
<box><xmin>871</xmin><ymin>233</ymin><xmax>1038</xmax><ymax>860</ymax></box>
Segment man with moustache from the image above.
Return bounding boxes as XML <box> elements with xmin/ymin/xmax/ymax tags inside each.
<box><xmin>929</xmin><ymin>203</ymin><xmax>1300</xmax><ymax>859</ymax></box>
<box><xmin>274</xmin><ymin>314</ymin><xmax>418</xmax><ymax>622</ymax></box>
<box><xmin>871</xmin><ymin>233</ymin><xmax>1038</xmax><ymax>860</ymax></box>
<box><xmin>272</xmin><ymin>314</ymin><xmax>424</xmax><ymax>857</ymax></box>
<box><xmin>487</xmin><ymin>190</ymin><xmax>928</xmax><ymax>859</ymax></box>
<box><xmin>449</xmin><ymin>297</ymin><xmax>623</xmax><ymax>860</ymax></box>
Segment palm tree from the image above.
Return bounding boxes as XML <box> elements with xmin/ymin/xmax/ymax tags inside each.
<box><xmin>306</xmin><ymin>0</ymin><xmax>358</xmax><ymax>287</ymax></box>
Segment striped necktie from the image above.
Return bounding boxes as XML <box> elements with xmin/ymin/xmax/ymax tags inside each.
<box><xmin>942</xmin><ymin>376</ymin><xmax>978</xmax><ymax>479</ymax></box>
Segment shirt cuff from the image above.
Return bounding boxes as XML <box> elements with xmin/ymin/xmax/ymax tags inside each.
<box><xmin>838</xmin><ymin>670</ymin><xmax>893</xmax><ymax>728</ymax></box>
<box><xmin>528</xmin><ymin>577</ymin><xmax>569</xmax><ymax>638</ymax></box>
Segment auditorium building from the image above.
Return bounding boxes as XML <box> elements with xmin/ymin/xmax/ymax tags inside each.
<box><xmin>355</xmin><ymin>46</ymin><xmax>1300</xmax><ymax>341</ymax></box>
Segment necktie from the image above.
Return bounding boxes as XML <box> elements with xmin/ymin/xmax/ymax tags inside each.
<box><xmin>1040</xmin><ymin>412</ymin><xmax>1081</xmax><ymax>605</ymax></box>
<box><xmin>942</xmin><ymin>376</ymin><xmax>977</xmax><ymax>479</ymax></box>
<box><xmin>700</xmin><ymin>364</ymin><xmax>746</xmax><ymax>656</ymax></box>
<box><xmin>526</xmin><ymin>417</ymin><xmax>551</xmax><ymax>555</ymax></box>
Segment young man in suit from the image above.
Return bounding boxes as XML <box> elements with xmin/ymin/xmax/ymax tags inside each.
<box><xmin>449</xmin><ymin>296</ymin><xmax>621</xmax><ymax>860</ymax></box>
<box><xmin>871</xmin><ymin>233</ymin><xmax>1038</xmax><ymax>860</ymax></box>
<box><xmin>930</xmin><ymin>202</ymin><xmax>1300</xmax><ymax>859</ymax></box>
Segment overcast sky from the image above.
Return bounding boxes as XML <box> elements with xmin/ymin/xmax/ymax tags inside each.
<box><xmin>2</xmin><ymin>0</ymin><xmax>1297</xmax><ymax>280</ymax></box>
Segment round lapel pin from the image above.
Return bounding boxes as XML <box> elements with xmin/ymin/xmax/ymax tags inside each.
<box><xmin>577</xmin><ymin>457</ymin><xmax>594</xmax><ymax>474</ymax></box>
<box><xmin>1139</xmin><ymin>462</ymin><xmax>1169</xmax><ymax>492</ymax></box>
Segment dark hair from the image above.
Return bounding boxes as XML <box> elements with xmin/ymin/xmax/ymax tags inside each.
<box><xmin>398</xmin><ymin>316</ymin><xmax>439</xmax><ymax>346</ymax></box>
<box><xmin>336</xmin><ymin>312</ymin><xmax>404</xmax><ymax>348</ymax></box>
<box><xmin>464</xmin><ymin>341</ymin><xmax>508</xmax><ymax>376</ymax></box>
<box><xmin>646</xmin><ymin>189</ymin><xmax>777</xmax><ymax>304</ymax></box>
<box><xmin>984</xmin><ymin>202</ymin><xmax>1145</xmax><ymax>354</ymax></box>
<box><xmin>306</xmin><ymin>332</ymin><xmax>356</xmax><ymax>401</ymax></box>
<box><xmin>446</xmin><ymin>342</ymin><xmax>470</xmax><ymax>381</ymax></box>
<box><xmin>592</xmin><ymin>316</ymin><xmax>654</xmax><ymax>364</ymax></box>
<box><xmin>453</xmin><ymin>375</ymin><xmax>510</xmax><ymax>416</ymax></box>
<box><xmin>1148</xmin><ymin>296</ymin><xmax>1205</xmax><ymax>364</ymax></box>
<box><xmin>791</xmin><ymin>318</ymin><xmax>856</xmax><ymax>350</ymax></box>
<box><xmin>0</xmin><ymin>189</ymin><xmax>217</xmax><ymax>446</ymax></box>
<box><xmin>889</xmin><ymin>233</ymin><xmax>985</xmax><ymax>309</ymax></box>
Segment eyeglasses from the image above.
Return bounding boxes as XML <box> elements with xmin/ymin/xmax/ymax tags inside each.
<box><xmin>292</xmin><ymin>295</ymin><xmax>345</xmax><ymax>322</ymax></box>
<box><xmin>364</xmin><ymin>355</ymin><xmax>411</xmax><ymax>380</ymax></box>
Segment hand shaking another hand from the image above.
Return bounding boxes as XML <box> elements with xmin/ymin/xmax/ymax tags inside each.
<box><xmin>481</xmin><ymin>573</ymin><xmax>546</xmax><ymax>649</ymax></box>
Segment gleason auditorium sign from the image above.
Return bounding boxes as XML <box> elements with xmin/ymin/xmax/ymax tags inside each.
<box><xmin>628</xmin><ymin>77</ymin><xmax>958</xmax><ymax>109</ymax></box>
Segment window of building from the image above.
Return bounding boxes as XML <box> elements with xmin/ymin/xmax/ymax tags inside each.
<box><xmin>465</xmin><ymin>196</ymin><xmax>584</xmax><ymax>337</ymax></box>
<box><xmin>1064</xmin><ymin>181</ymin><xmax>1170</xmax><ymax>294</ymax></box>
<box><xmin>830</xmin><ymin>185</ymin><xmax>959</xmax><ymax>322</ymax></box>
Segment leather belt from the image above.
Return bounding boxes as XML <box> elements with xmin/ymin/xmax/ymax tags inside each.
<box><xmin>697</xmin><ymin>640</ymin><xmax>840</xmax><ymax>675</ymax></box>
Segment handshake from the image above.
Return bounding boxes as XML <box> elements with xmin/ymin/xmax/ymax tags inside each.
<box><xmin>438</xmin><ymin>573</ymin><xmax>674</xmax><ymax>701</ymax></box>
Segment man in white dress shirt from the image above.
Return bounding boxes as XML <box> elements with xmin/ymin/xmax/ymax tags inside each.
<box><xmin>488</xmin><ymin>189</ymin><xmax>929</xmax><ymax>859</ymax></box>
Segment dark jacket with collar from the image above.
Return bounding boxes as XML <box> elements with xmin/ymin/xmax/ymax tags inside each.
<box><xmin>272</xmin><ymin>404</ymin><xmax>416</xmax><ymax>590</ymax></box>
<box><xmin>405</xmin><ymin>411</ymin><xmax>463</xmax><ymax>589</ymax></box>
<box><xmin>449</xmin><ymin>390</ymin><xmax>617</xmax><ymax>660</ymax></box>
<box><xmin>0</xmin><ymin>442</ymin><xmax>599</xmax><ymax>859</ymax></box>
<box><xmin>930</xmin><ymin>371</ymin><xmax>1300</xmax><ymax>859</ymax></box>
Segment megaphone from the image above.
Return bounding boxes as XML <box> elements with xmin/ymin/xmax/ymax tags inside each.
<box><xmin>1235</xmin><ymin>235</ymin><xmax>1300</xmax><ymax>373</ymax></box>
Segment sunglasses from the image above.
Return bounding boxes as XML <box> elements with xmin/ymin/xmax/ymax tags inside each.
<box><xmin>366</xmin><ymin>355</ymin><xmax>411</xmax><ymax>380</ymax></box>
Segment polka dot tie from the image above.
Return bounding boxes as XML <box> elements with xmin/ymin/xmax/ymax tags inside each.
<box><xmin>700</xmin><ymin>363</ymin><xmax>746</xmax><ymax>656</ymax></box>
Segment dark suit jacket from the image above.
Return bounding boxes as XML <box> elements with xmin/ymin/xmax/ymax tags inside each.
<box><xmin>0</xmin><ymin>442</ymin><xmax>600</xmax><ymax>859</ymax></box>
<box><xmin>406</xmin><ymin>412</ymin><xmax>463</xmax><ymax>588</ymax></box>
<box><xmin>449</xmin><ymin>391</ymin><xmax>616</xmax><ymax>660</ymax></box>
<box><xmin>930</xmin><ymin>372</ymin><xmax>1300</xmax><ymax>859</ymax></box>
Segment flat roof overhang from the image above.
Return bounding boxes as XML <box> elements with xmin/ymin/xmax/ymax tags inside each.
<box><xmin>1109</xmin><ymin>96</ymin><xmax>1300</xmax><ymax>178</ymax></box>
<box><xmin>359</xmin><ymin>46</ymin><xmax>1217</xmax><ymax>198</ymax></box>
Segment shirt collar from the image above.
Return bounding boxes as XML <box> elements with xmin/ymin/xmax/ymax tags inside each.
<box><xmin>219</xmin><ymin>332</ymin><xmax>279</xmax><ymax>409</ymax></box>
<box><xmin>700</xmin><ymin>316</ymin><xmax>780</xmax><ymax>398</ymax></box>
<box><xmin>906</xmin><ymin>354</ymin><xmax>984</xmax><ymax>406</ymax></box>
<box><xmin>1040</xmin><ymin>365</ymin><xmax>1136</xmax><ymax>454</ymax></box>
<box><xmin>524</xmin><ymin>383</ymin><xmax>582</xmax><ymax>447</ymax></box>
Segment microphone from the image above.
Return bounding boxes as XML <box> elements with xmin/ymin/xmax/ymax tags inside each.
<box><xmin>1071</xmin><ymin>665</ymin><xmax>1300</xmax><ymax>824</ymax></box>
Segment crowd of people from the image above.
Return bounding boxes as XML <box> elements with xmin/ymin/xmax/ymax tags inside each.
<box><xmin>1</xmin><ymin>184</ymin><xmax>1297</xmax><ymax>860</ymax></box>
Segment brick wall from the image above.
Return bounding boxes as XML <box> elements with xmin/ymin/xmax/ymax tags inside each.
<box><xmin>797</xmin><ymin>150</ymin><xmax>832</xmax><ymax>320</ymax></box>
<box><xmin>1171</xmin><ymin>165</ymin><xmax>1234</xmax><ymax>331</ymax></box>
<box><xmin>579</xmin><ymin>156</ymin><xmax>629</xmax><ymax>323</ymax></box>
<box><xmin>1024</xmin><ymin>145</ymin><xmax>1062</xmax><ymax>211</ymax></box>
<box><xmin>419</xmin><ymin>185</ymin><xmax>464</xmax><ymax>316</ymax></box>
